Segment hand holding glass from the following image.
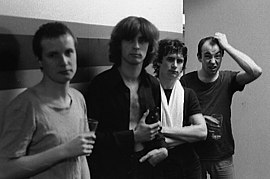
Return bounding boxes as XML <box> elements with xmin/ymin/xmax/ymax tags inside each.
<box><xmin>85</xmin><ymin>118</ymin><xmax>98</xmax><ymax>156</ymax></box>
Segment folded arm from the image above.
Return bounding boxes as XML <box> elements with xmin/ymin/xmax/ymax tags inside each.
<box><xmin>162</xmin><ymin>113</ymin><xmax>207</xmax><ymax>146</ymax></box>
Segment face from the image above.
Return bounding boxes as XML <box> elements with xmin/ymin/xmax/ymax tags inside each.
<box><xmin>199</xmin><ymin>40</ymin><xmax>222</xmax><ymax>76</ymax></box>
<box><xmin>121</xmin><ymin>33</ymin><xmax>149</xmax><ymax>66</ymax></box>
<box><xmin>159</xmin><ymin>53</ymin><xmax>184</xmax><ymax>82</ymax></box>
<box><xmin>40</xmin><ymin>33</ymin><xmax>77</xmax><ymax>84</ymax></box>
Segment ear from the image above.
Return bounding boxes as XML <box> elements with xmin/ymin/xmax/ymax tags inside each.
<box><xmin>38</xmin><ymin>59</ymin><xmax>43</xmax><ymax>70</ymax></box>
<box><xmin>197</xmin><ymin>55</ymin><xmax>202</xmax><ymax>62</ymax></box>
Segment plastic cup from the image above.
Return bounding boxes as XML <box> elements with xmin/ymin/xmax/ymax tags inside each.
<box><xmin>210</xmin><ymin>114</ymin><xmax>223</xmax><ymax>140</ymax></box>
<box><xmin>88</xmin><ymin>118</ymin><xmax>98</xmax><ymax>132</ymax></box>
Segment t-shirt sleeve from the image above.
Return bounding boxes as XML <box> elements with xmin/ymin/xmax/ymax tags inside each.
<box><xmin>0</xmin><ymin>99</ymin><xmax>35</xmax><ymax>159</ymax></box>
<box><xmin>185</xmin><ymin>88</ymin><xmax>202</xmax><ymax>116</ymax></box>
<box><xmin>230</xmin><ymin>71</ymin><xmax>245</xmax><ymax>92</ymax></box>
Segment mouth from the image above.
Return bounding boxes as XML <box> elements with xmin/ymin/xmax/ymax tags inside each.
<box><xmin>130</xmin><ymin>53</ymin><xmax>142</xmax><ymax>58</ymax></box>
<box><xmin>169</xmin><ymin>70</ymin><xmax>179</xmax><ymax>75</ymax></box>
<box><xmin>208</xmin><ymin>66</ymin><xmax>218</xmax><ymax>72</ymax></box>
<box><xmin>59</xmin><ymin>69</ymin><xmax>73</xmax><ymax>75</ymax></box>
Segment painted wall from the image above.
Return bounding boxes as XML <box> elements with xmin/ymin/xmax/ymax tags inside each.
<box><xmin>0</xmin><ymin>1</ymin><xmax>183</xmax><ymax>122</ymax></box>
<box><xmin>184</xmin><ymin>0</ymin><xmax>270</xmax><ymax>178</ymax></box>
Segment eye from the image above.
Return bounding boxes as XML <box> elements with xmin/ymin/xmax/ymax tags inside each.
<box><xmin>204</xmin><ymin>54</ymin><xmax>211</xmax><ymax>58</ymax></box>
<box><xmin>166</xmin><ymin>57</ymin><xmax>175</xmax><ymax>62</ymax></box>
<box><xmin>65</xmin><ymin>49</ymin><xmax>74</xmax><ymax>57</ymax></box>
<box><xmin>214</xmin><ymin>54</ymin><xmax>222</xmax><ymax>59</ymax></box>
<box><xmin>138</xmin><ymin>37</ymin><xmax>147</xmax><ymax>43</ymax></box>
<box><xmin>177</xmin><ymin>58</ymin><xmax>184</xmax><ymax>64</ymax></box>
<box><xmin>47</xmin><ymin>52</ymin><xmax>58</xmax><ymax>58</ymax></box>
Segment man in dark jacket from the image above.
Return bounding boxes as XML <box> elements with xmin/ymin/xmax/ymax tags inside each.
<box><xmin>86</xmin><ymin>16</ymin><xmax>168</xmax><ymax>179</ymax></box>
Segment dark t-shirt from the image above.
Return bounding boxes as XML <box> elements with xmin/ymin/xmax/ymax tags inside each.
<box><xmin>164</xmin><ymin>87</ymin><xmax>201</xmax><ymax>127</ymax></box>
<box><xmin>180</xmin><ymin>71</ymin><xmax>245</xmax><ymax>161</ymax></box>
<box><xmin>156</xmin><ymin>87</ymin><xmax>202</xmax><ymax>177</ymax></box>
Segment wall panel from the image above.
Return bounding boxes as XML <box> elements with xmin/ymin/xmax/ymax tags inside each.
<box><xmin>0</xmin><ymin>13</ymin><xmax>183</xmax><ymax>118</ymax></box>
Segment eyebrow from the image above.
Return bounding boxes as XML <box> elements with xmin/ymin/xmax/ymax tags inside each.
<box><xmin>204</xmin><ymin>51</ymin><xmax>221</xmax><ymax>55</ymax></box>
<box><xmin>167</xmin><ymin>56</ymin><xmax>184</xmax><ymax>59</ymax></box>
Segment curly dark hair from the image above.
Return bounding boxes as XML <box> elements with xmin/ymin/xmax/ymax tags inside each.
<box><xmin>153</xmin><ymin>39</ymin><xmax>187</xmax><ymax>77</ymax></box>
<box><xmin>197</xmin><ymin>36</ymin><xmax>224</xmax><ymax>59</ymax></box>
<box><xmin>32</xmin><ymin>21</ymin><xmax>77</xmax><ymax>61</ymax></box>
<box><xmin>109</xmin><ymin>16</ymin><xmax>159</xmax><ymax>68</ymax></box>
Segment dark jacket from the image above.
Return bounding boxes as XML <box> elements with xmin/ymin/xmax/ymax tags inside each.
<box><xmin>86</xmin><ymin>65</ymin><xmax>166</xmax><ymax>179</ymax></box>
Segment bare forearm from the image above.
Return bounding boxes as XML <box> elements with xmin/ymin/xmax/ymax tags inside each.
<box><xmin>0</xmin><ymin>145</ymin><xmax>68</xmax><ymax>179</ymax></box>
<box><xmin>214</xmin><ymin>32</ymin><xmax>262</xmax><ymax>81</ymax></box>
<box><xmin>163</xmin><ymin>124</ymin><xmax>207</xmax><ymax>143</ymax></box>
<box><xmin>165</xmin><ymin>137</ymin><xmax>185</xmax><ymax>148</ymax></box>
<box><xmin>225</xmin><ymin>45</ymin><xmax>262</xmax><ymax>78</ymax></box>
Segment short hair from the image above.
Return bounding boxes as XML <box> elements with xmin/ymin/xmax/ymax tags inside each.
<box><xmin>153</xmin><ymin>39</ymin><xmax>187</xmax><ymax>77</ymax></box>
<box><xmin>109</xmin><ymin>16</ymin><xmax>159</xmax><ymax>68</ymax></box>
<box><xmin>197</xmin><ymin>36</ymin><xmax>224</xmax><ymax>59</ymax></box>
<box><xmin>32</xmin><ymin>22</ymin><xmax>78</xmax><ymax>60</ymax></box>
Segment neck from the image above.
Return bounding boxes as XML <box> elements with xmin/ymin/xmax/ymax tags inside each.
<box><xmin>118</xmin><ymin>63</ymin><xmax>142</xmax><ymax>83</ymax></box>
<box><xmin>36</xmin><ymin>77</ymin><xmax>71</xmax><ymax>106</ymax></box>
<box><xmin>159</xmin><ymin>76</ymin><xmax>177</xmax><ymax>90</ymax></box>
<box><xmin>198</xmin><ymin>69</ymin><xmax>219</xmax><ymax>83</ymax></box>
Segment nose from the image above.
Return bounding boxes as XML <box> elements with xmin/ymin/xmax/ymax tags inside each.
<box><xmin>209</xmin><ymin>57</ymin><xmax>216</xmax><ymax>64</ymax></box>
<box><xmin>171</xmin><ymin>60</ymin><xmax>177</xmax><ymax>68</ymax></box>
<box><xmin>133</xmin><ymin>40</ymin><xmax>140</xmax><ymax>49</ymax></box>
<box><xmin>59</xmin><ymin>55</ymin><xmax>69</xmax><ymax>66</ymax></box>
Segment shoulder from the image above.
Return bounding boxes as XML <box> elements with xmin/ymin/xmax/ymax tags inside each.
<box><xmin>7</xmin><ymin>88</ymin><xmax>37</xmax><ymax>110</ymax></box>
<box><xmin>219</xmin><ymin>70</ymin><xmax>244</xmax><ymax>91</ymax></box>
<box><xmin>90</xmin><ymin>67</ymin><xmax>118</xmax><ymax>88</ymax></box>
<box><xmin>219</xmin><ymin>70</ymin><xmax>240</xmax><ymax>84</ymax></box>
<box><xmin>183</xmin><ymin>87</ymin><xmax>197</xmax><ymax>99</ymax></box>
<box><xmin>3</xmin><ymin>88</ymin><xmax>38</xmax><ymax>121</ymax></box>
<box><xmin>145</xmin><ymin>73</ymin><xmax>159</xmax><ymax>86</ymax></box>
<box><xmin>180</xmin><ymin>72</ymin><xmax>198</xmax><ymax>89</ymax></box>
<box><xmin>142</xmin><ymin>72</ymin><xmax>161</xmax><ymax>94</ymax></box>
<box><xmin>180</xmin><ymin>71</ymin><xmax>197</xmax><ymax>84</ymax></box>
<box><xmin>182</xmin><ymin>71</ymin><xmax>197</xmax><ymax>79</ymax></box>
<box><xmin>91</xmin><ymin>68</ymin><xmax>112</xmax><ymax>83</ymax></box>
<box><xmin>183</xmin><ymin>87</ymin><xmax>194</xmax><ymax>94</ymax></box>
<box><xmin>69</xmin><ymin>87</ymin><xmax>84</xmax><ymax>99</ymax></box>
<box><xmin>220</xmin><ymin>70</ymin><xmax>239</xmax><ymax>78</ymax></box>
<box><xmin>182</xmin><ymin>87</ymin><xmax>201</xmax><ymax>113</ymax></box>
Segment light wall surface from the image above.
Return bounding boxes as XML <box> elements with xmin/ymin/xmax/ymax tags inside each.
<box><xmin>184</xmin><ymin>0</ymin><xmax>270</xmax><ymax>178</ymax></box>
<box><xmin>0</xmin><ymin>0</ymin><xmax>183</xmax><ymax>33</ymax></box>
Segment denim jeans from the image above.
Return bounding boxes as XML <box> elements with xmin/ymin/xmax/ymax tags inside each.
<box><xmin>201</xmin><ymin>156</ymin><xmax>235</xmax><ymax>179</ymax></box>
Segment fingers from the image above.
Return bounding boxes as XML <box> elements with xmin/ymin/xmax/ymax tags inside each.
<box><xmin>141</xmin><ymin>109</ymin><xmax>149</xmax><ymax>123</ymax></box>
<box><xmin>215</xmin><ymin>32</ymin><xmax>222</xmax><ymax>36</ymax></box>
<box><xmin>149</xmin><ymin>120</ymin><xmax>160</xmax><ymax>128</ymax></box>
<box><xmin>80</xmin><ymin>133</ymin><xmax>96</xmax><ymax>151</ymax></box>
<box><xmin>139</xmin><ymin>149</ymin><xmax>157</xmax><ymax>163</ymax></box>
<box><xmin>84</xmin><ymin>133</ymin><xmax>96</xmax><ymax>140</ymax></box>
<box><xmin>214</xmin><ymin>32</ymin><xmax>225</xmax><ymax>38</ymax></box>
<box><xmin>139</xmin><ymin>153</ymin><xmax>150</xmax><ymax>163</ymax></box>
<box><xmin>140</xmin><ymin>149</ymin><xmax>168</xmax><ymax>166</ymax></box>
<box><xmin>81</xmin><ymin>134</ymin><xmax>95</xmax><ymax>156</ymax></box>
<box><xmin>150</xmin><ymin>121</ymin><xmax>161</xmax><ymax>133</ymax></box>
<box><xmin>205</xmin><ymin>116</ymin><xmax>219</xmax><ymax>125</ymax></box>
<box><xmin>214</xmin><ymin>32</ymin><xmax>228</xmax><ymax>45</ymax></box>
<box><xmin>144</xmin><ymin>122</ymin><xmax>160</xmax><ymax>140</ymax></box>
